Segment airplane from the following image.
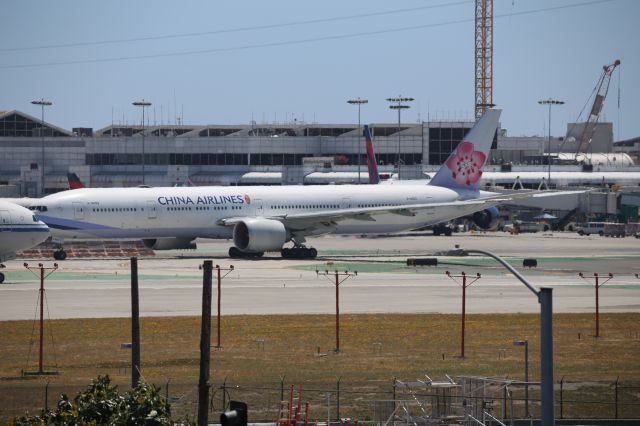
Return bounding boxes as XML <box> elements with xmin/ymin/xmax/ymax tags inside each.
<box><xmin>31</xmin><ymin>109</ymin><xmax>568</xmax><ymax>260</ymax></box>
<box><xmin>67</xmin><ymin>172</ymin><xmax>86</xmax><ymax>189</ymax></box>
<box><xmin>364</xmin><ymin>121</ymin><xmax>499</xmax><ymax>234</ymax></box>
<box><xmin>0</xmin><ymin>200</ymin><xmax>51</xmax><ymax>283</ymax></box>
<box><xmin>364</xmin><ymin>125</ymin><xmax>380</xmax><ymax>184</ymax></box>
<box><xmin>2</xmin><ymin>172</ymin><xmax>87</xmax><ymax>209</ymax></box>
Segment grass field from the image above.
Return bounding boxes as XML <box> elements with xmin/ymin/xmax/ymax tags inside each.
<box><xmin>1</xmin><ymin>313</ymin><xmax>639</xmax><ymax>423</ymax></box>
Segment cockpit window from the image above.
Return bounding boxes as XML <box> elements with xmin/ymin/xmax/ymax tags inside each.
<box><xmin>29</xmin><ymin>206</ymin><xmax>48</xmax><ymax>212</ymax></box>
<box><xmin>32</xmin><ymin>215</ymin><xmax>39</xmax><ymax>222</ymax></box>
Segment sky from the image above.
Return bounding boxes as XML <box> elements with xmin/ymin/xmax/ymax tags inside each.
<box><xmin>2</xmin><ymin>0</ymin><xmax>638</xmax><ymax>140</ymax></box>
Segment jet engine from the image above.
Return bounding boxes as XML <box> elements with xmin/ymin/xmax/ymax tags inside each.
<box><xmin>142</xmin><ymin>238</ymin><xmax>196</xmax><ymax>250</ymax></box>
<box><xmin>233</xmin><ymin>218</ymin><xmax>287</xmax><ymax>253</ymax></box>
<box><xmin>472</xmin><ymin>206</ymin><xmax>500</xmax><ymax>230</ymax></box>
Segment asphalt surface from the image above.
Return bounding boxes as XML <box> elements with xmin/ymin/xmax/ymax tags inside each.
<box><xmin>0</xmin><ymin>232</ymin><xmax>639</xmax><ymax>320</ymax></box>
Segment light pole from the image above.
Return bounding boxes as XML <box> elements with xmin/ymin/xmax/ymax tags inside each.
<box><xmin>538</xmin><ymin>98</ymin><xmax>564</xmax><ymax>185</ymax></box>
<box><xmin>347</xmin><ymin>98</ymin><xmax>368</xmax><ymax>184</ymax></box>
<box><xmin>386</xmin><ymin>96</ymin><xmax>413</xmax><ymax>178</ymax></box>
<box><xmin>31</xmin><ymin>98</ymin><xmax>52</xmax><ymax>196</ymax></box>
<box><xmin>133</xmin><ymin>100</ymin><xmax>152</xmax><ymax>185</ymax></box>
<box><xmin>444</xmin><ymin>246</ymin><xmax>554</xmax><ymax>425</ymax></box>
<box><xmin>514</xmin><ymin>339</ymin><xmax>529</xmax><ymax>418</ymax></box>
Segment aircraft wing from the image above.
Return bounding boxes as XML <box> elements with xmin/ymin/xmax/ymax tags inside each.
<box><xmin>218</xmin><ymin>191</ymin><xmax>558</xmax><ymax>233</ymax></box>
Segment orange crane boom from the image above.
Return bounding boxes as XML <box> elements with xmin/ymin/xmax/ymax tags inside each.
<box><xmin>574</xmin><ymin>59</ymin><xmax>621</xmax><ymax>157</ymax></box>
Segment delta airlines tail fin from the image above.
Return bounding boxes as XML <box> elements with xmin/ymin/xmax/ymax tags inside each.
<box><xmin>429</xmin><ymin>109</ymin><xmax>501</xmax><ymax>193</ymax></box>
<box><xmin>363</xmin><ymin>125</ymin><xmax>380</xmax><ymax>184</ymax></box>
<box><xmin>67</xmin><ymin>172</ymin><xmax>85</xmax><ymax>189</ymax></box>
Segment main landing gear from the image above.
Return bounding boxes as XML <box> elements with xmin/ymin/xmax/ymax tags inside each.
<box><xmin>0</xmin><ymin>264</ymin><xmax>5</xmax><ymax>284</ymax></box>
<box><xmin>228</xmin><ymin>247</ymin><xmax>264</xmax><ymax>259</ymax></box>
<box><xmin>226</xmin><ymin>245</ymin><xmax>318</xmax><ymax>259</ymax></box>
<box><xmin>53</xmin><ymin>249</ymin><xmax>67</xmax><ymax>261</ymax></box>
<box><xmin>281</xmin><ymin>246</ymin><xmax>317</xmax><ymax>259</ymax></box>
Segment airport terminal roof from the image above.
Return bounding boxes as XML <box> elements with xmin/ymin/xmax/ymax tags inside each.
<box><xmin>94</xmin><ymin>122</ymin><xmax>421</xmax><ymax>138</ymax></box>
<box><xmin>0</xmin><ymin>109</ymin><xmax>72</xmax><ymax>137</ymax></box>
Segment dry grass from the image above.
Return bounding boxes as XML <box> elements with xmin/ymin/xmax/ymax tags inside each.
<box><xmin>1</xmin><ymin>313</ymin><xmax>639</xmax><ymax>422</ymax></box>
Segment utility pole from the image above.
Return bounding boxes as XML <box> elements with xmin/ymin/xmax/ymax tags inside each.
<box><xmin>445</xmin><ymin>271</ymin><xmax>481</xmax><ymax>358</ymax></box>
<box><xmin>316</xmin><ymin>269</ymin><xmax>357</xmax><ymax>352</ymax></box>
<box><xmin>578</xmin><ymin>272</ymin><xmax>613</xmax><ymax>337</ymax></box>
<box><xmin>198</xmin><ymin>260</ymin><xmax>213</xmax><ymax>426</ymax></box>
<box><xmin>23</xmin><ymin>262</ymin><xmax>58</xmax><ymax>375</ymax></box>
<box><xmin>130</xmin><ymin>257</ymin><xmax>141</xmax><ymax>388</ymax></box>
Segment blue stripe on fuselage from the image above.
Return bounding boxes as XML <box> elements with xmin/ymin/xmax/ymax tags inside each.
<box><xmin>0</xmin><ymin>226</ymin><xmax>49</xmax><ymax>233</ymax></box>
<box><xmin>36</xmin><ymin>215</ymin><xmax>116</xmax><ymax>231</ymax></box>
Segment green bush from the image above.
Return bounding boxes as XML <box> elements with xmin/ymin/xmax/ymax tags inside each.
<box><xmin>12</xmin><ymin>375</ymin><xmax>188</xmax><ymax>425</ymax></box>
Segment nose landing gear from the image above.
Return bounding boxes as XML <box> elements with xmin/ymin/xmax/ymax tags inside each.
<box><xmin>53</xmin><ymin>249</ymin><xmax>67</xmax><ymax>261</ymax></box>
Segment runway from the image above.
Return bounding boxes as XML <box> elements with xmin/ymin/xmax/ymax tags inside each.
<box><xmin>1</xmin><ymin>232</ymin><xmax>639</xmax><ymax>320</ymax></box>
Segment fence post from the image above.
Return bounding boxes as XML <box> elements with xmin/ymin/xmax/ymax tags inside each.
<box><xmin>44</xmin><ymin>381</ymin><xmax>49</xmax><ymax>412</ymax></box>
<box><xmin>222</xmin><ymin>378</ymin><xmax>227</xmax><ymax>411</ymax></box>
<box><xmin>615</xmin><ymin>377</ymin><xmax>619</xmax><ymax>419</ymax></box>
<box><xmin>281</xmin><ymin>374</ymin><xmax>286</xmax><ymax>406</ymax></box>
<box><xmin>337</xmin><ymin>377</ymin><xmax>341</xmax><ymax>422</ymax></box>
<box><xmin>392</xmin><ymin>377</ymin><xmax>397</xmax><ymax>406</ymax></box>
<box><xmin>559</xmin><ymin>376</ymin><xmax>564</xmax><ymax>420</ymax></box>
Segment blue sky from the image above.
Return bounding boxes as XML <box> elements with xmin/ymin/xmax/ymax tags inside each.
<box><xmin>2</xmin><ymin>0</ymin><xmax>638</xmax><ymax>140</ymax></box>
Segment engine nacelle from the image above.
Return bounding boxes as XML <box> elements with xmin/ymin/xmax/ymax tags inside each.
<box><xmin>233</xmin><ymin>218</ymin><xmax>287</xmax><ymax>253</ymax></box>
<box><xmin>142</xmin><ymin>238</ymin><xmax>196</xmax><ymax>250</ymax></box>
<box><xmin>472</xmin><ymin>206</ymin><xmax>500</xmax><ymax>230</ymax></box>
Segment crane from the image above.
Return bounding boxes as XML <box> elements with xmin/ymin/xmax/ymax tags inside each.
<box><xmin>573</xmin><ymin>59</ymin><xmax>621</xmax><ymax>158</ymax></box>
<box><xmin>475</xmin><ymin>0</ymin><xmax>494</xmax><ymax>120</ymax></box>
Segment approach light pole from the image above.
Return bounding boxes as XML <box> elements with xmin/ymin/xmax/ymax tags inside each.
<box><xmin>23</xmin><ymin>262</ymin><xmax>59</xmax><ymax>375</ymax></box>
<box><xmin>31</xmin><ymin>98</ymin><xmax>52</xmax><ymax>196</ymax></box>
<box><xmin>214</xmin><ymin>264</ymin><xmax>234</xmax><ymax>349</ymax></box>
<box><xmin>578</xmin><ymin>272</ymin><xmax>613</xmax><ymax>338</ymax></box>
<box><xmin>316</xmin><ymin>269</ymin><xmax>357</xmax><ymax>352</ymax></box>
<box><xmin>386</xmin><ymin>96</ymin><xmax>413</xmax><ymax>179</ymax></box>
<box><xmin>347</xmin><ymin>98</ymin><xmax>368</xmax><ymax>184</ymax></box>
<box><xmin>445</xmin><ymin>271</ymin><xmax>481</xmax><ymax>358</ymax></box>
<box><xmin>443</xmin><ymin>246</ymin><xmax>554</xmax><ymax>426</ymax></box>
<box><xmin>513</xmin><ymin>339</ymin><xmax>530</xmax><ymax>418</ymax></box>
<box><xmin>133</xmin><ymin>100</ymin><xmax>151</xmax><ymax>185</ymax></box>
<box><xmin>538</xmin><ymin>98</ymin><xmax>564</xmax><ymax>185</ymax></box>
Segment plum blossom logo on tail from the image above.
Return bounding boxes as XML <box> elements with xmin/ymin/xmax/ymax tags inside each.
<box><xmin>446</xmin><ymin>141</ymin><xmax>486</xmax><ymax>186</ymax></box>
<box><xmin>244</xmin><ymin>194</ymin><xmax>251</xmax><ymax>204</ymax></box>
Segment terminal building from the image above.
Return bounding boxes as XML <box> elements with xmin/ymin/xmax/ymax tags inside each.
<box><xmin>0</xmin><ymin>108</ymin><xmax>638</xmax><ymax>199</ymax></box>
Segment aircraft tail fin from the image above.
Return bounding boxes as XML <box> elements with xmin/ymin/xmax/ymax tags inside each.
<box><xmin>67</xmin><ymin>172</ymin><xmax>85</xmax><ymax>189</ymax></box>
<box><xmin>429</xmin><ymin>109</ymin><xmax>501</xmax><ymax>192</ymax></box>
<box><xmin>364</xmin><ymin>125</ymin><xmax>380</xmax><ymax>184</ymax></box>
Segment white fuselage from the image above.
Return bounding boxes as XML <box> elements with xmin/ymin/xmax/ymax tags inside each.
<box><xmin>0</xmin><ymin>200</ymin><xmax>50</xmax><ymax>261</ymax></box>
<box><xmin>34</xmin><ymin>184</ymin><xmax>473</xmax><ymax>242</ymax></box>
